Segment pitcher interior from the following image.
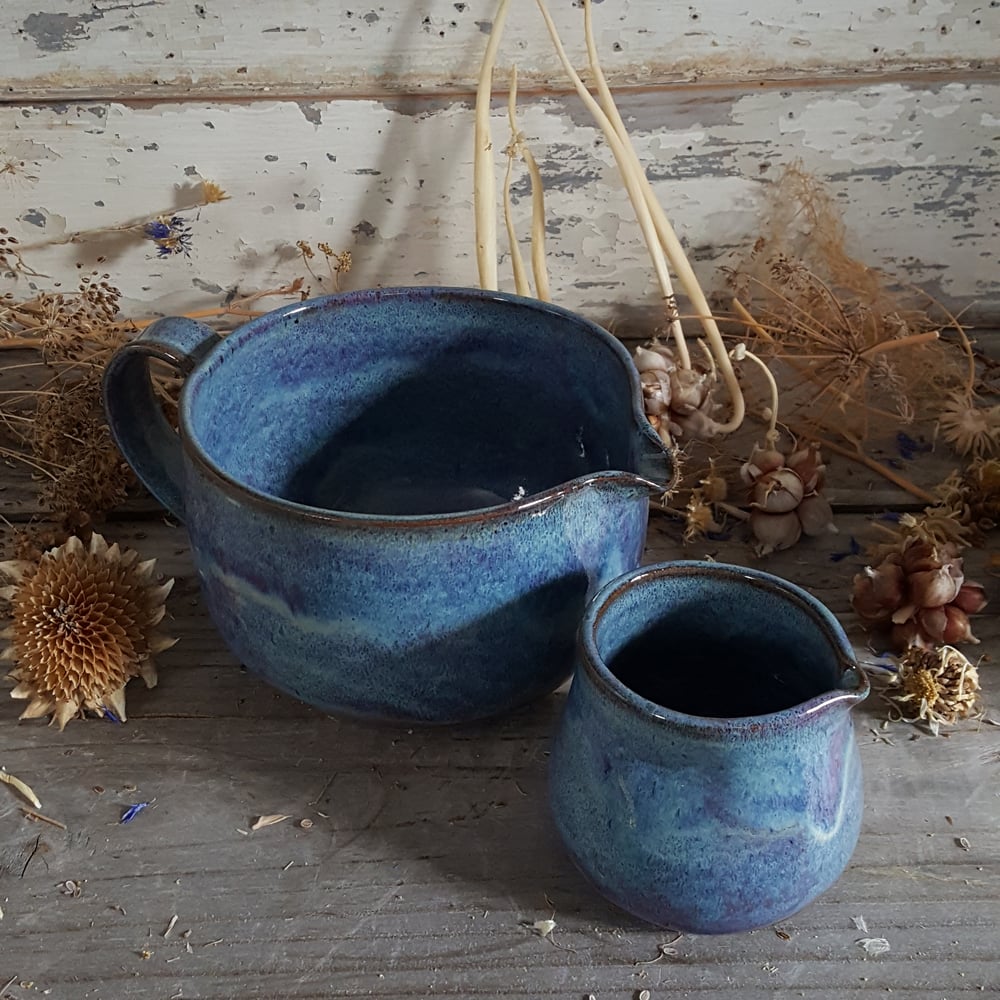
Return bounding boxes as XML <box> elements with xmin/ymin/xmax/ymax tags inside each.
<box><xmin>595</xmin><ymin>570</ymin><xmax>844</xmax><ymax>718</ymax></box>
<box><xmin>185</xmin><ymin>291</ymin><xmax>638</xmax><ymax>515</ymax></box>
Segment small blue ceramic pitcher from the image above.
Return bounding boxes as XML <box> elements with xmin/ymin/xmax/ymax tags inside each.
<box><xmin>102</xmin><ymin>287</ymin><xmax>674</xmax><ymax>723</ymax></box>
<box><xmin>549</xmin><ymin>561</ymin><xmax>869</xmax><ymax>934</ymax></box>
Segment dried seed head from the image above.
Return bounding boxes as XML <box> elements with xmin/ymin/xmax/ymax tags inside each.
<box><xmin>1</xmin><ymin>534</ymin><xmax>176</xmax><ymax>730</ymax></box>
<box><xmin>938</xmin><ymin>392</ymin><xmax>1000</xmax><ymax>458</ymax></box>
<box><xmin>885</xmin><ymin>645</ymin><xmax>982</xmax><ymax>732</ymax></box>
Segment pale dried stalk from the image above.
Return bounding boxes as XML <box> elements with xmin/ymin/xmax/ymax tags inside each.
<box><xmin>503</xmin><ymin>66</ymin><xmax>531</xmax><ymax>297</ymax></box>
<box><xmin>731</xmin><ymin>343</ymin><xmax>780</xmax><ymax>446</ymax></box>
<box><xmin>790</xmin><ymin>428</ymin><xmax>936</xmax><ymax>503</ymax></box>
<box><xmin>579</xmin><ymin>0</ymin><xmax>745</xmax><ymax>433</ymax></box>
<box><xmin>0</xmin><ymin>767</ymin><xmax>42</xmax><ymax>808</ymax></box>
<box><xmin>532</xmin><ymin>3</ymin><xmax>681</xmax><ymax>330</ymax></box>
<box><xmin>474</xmin><ymin>0</ymin><xmax>513</xmax><ymax>291</ymax></box>
<box><xmin>524</xmin><ymin>145</ymin><xmax>551</xmax><ymax>301</ymax></box>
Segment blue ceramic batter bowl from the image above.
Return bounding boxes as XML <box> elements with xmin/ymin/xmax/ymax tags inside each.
<box><xmin>102</xmin><ymin>287</ymin><xmax>674</xmax><ymax>722</ymax></box>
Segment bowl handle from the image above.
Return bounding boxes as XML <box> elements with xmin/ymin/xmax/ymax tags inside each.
<box><xmin>101</xmin><ymin>317</ymin><xmax>222</xmax><ymax>522</ymax></box>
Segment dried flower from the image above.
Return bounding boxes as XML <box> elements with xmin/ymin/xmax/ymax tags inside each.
<box><xmin>143</xmin><ymin>215</ymin><xmax>193</xmax><ymax>258</ymax></box>
<box><xmin>120</xmin><ymin>802</ymin><xmax>150</xmax><ymax>824</ymax></box>
<box><xmin>683</xmin><ymin>488</ymin><xmax>723</xmax><ymax>543</ymax></box>
<box><xmin>727</xmin><ymin>165</ymin><xmax>966</xmax><ymax>446</ymax></box>
<box><xmin>0</xmin><ymin>533</ymin><xmax>176</xmax><ymax>729</ymax></box>
<box><xmin>938</xmin><ymin>392</ymin><xmax>1000</xmax><ymax>458</ymax></box>
<box><xmin>882</xmin><ymin>645</ymin><xmax>981</xmax><ymax>734</ymax></box>
<box><xmin>852</xmin><ymin>536</ymin><xmax>987</xmax><ymax>651</ymax></box>
<box><xmin>200</xmin><ymin>180</ymin><xmax>229</xmax><ymax>204</ymax></box>
<box><xmin>932</xmin><ymin>457</ymin><xmax>1000</xmax><ymax>541</ymax></box>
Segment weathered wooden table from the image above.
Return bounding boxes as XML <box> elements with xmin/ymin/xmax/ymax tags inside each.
<box><xmin>0</xmin><ymin>351</ymin><xmax>997</xmax><ymax>999</ymax></box>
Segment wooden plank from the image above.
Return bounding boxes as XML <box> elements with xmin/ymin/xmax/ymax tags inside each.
<box><xmin>2</xmin><ymin>0</ymin><xmax>998</xmax><ymax>101</ymax></box>
<box><xmin>2</xmin><ymin>80</ymin><xmax>998</xmax><ymax>325</ymax></box>
<box><xmin>0</xmin><ymin>511</ymin><xmax>996</xmax><ymax>996</ymax></box>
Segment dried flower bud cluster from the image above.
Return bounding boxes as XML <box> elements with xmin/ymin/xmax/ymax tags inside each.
<box><xmin>740</xmin><ymin>442</ymin><xmax>835</xmax><ymax>554</ymax></box>
<box><xmin>934</xmin><ymin>457</ymin><xmax>1000</xmax><ymax>542</ymax></box>
<box><xmin>634</xmin><ymin>344</ymin><xmax>718</xmax><ymax>443</ymax></box>
<box><xmin>884</xmin><ymin>645</ymin><xmax>981</xmax><ymax>735</ymax></box>
<box><xmin>0</xmin><ymin>533</ymin><xmax>176</xmax><ymax>730</ymax></box>
<box><xmin>851</xmin><ymin>537</ymin><xmax>987</xmax><ymax>651</ymax></box>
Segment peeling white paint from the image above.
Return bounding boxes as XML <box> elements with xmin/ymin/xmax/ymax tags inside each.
<box><xmin>1</xmin><ymin>0</ymin><xmax>997</xmax><ymax>96</ymax></box>
<box><xmin>0</xmin><ymin>82</ymin><xmax>995</xmax><ymax>321</ymax></box>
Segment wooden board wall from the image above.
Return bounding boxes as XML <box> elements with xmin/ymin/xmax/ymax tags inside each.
<box><xmin>1</xmin><ymin>0</ymin><xmax>998</xmax><ymax>323</ymax></box>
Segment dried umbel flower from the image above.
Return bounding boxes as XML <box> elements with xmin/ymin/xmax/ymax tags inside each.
<box><xmin>0</xmin><ymin>534</ymin><xmax>176</xmax><ymax>730</ymax></box>
<box><xmin>883</xmin><ymin>645</ymin><xmax>981</xmax><ymax>734</ymax></box>
<box><xmin>852</xmin><ymin>537</ymin><xmax>987</xmax><ymax>651</ymax></box>
<box><xmin>741</xmin><ymin>441</ymin><xmax>835</xmax><ymax>555</ymax></box>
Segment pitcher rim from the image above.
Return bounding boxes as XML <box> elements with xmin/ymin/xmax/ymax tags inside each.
<box><xmin>177</xmin><ymin>285</ymin><xmax>673</xmax><ymax>528</ymax></box>
<box><xmin>580</xmin><ymin>560</ymin><xmax>868</xmax><ymax>733</ymax></box>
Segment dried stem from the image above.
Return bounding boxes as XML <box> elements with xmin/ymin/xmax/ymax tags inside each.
<box><xmin>581</xmin><ymin>0</ymin><xmax>686</xmax><ymax>365</ymax></box>
<box><xmin>533</xmin><ymin>2</ymin><xmax>682</xmax><ymax>343</ymax></box>
<box><xmin>503</xmin><ymin>67</ymin><xmax>531</xmax><ymax>297</ymax></box>
<box><xmin>790</xmin><ymin>428</ymin><xmax>936</xmax><ymax>503</ymax></box>
<box><xmin>474</xmin><ymin>0</ymin><xmax>512</xmax><ymax>291</ymax></box>
<box><xmin>0</xmin><ymin>444</ymin><xmax>60</xmax><ymax>480</ymax></box>
<box><xmin>523</xmin><ymin>149</ymin><xmax>551</xmax><ymax>301</ymax></box>
<box><xmin>579</xmin><ymin>0</ymin><xmax>745</xmax><ymax>435</ymax></box>
<box><xmin>732</xmin><ymin>343</ymin><xmax>779</xmax><ymax>446</ymax></box>
<box><xmin>858</xmin><ymin>329</ymin><xmax>940</xmax><ymax>360</ymax></box>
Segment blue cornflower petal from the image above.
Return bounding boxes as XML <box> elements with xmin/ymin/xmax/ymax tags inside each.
<box><xmin>120</xmin><ymin>802</ymin><xmax>150</xmax><ymax>824</ymax></box>
<box><xmin>144</xmin><ymin>220</ymin><xmax>171</xmax><ymax>240</ymax></box>
<box><xmin>829</xmin><ymin>536</ymin><xmax>862</xmax><ymax>562</ymax></box>
<box><xmin>896</xmin><ymin>432</ymin><xmax>931</xmax><ymax>461</ymax></box>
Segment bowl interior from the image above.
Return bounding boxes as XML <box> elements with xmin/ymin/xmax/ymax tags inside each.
<box><xmin>186</xmin><ymin>290</ymin><xmax>639</xmax><ymax>515</ymax></box>
<box><xmin>592</xmin><ymin>565</ymin><xmax>846</xmax><ymax>719</ymax></box>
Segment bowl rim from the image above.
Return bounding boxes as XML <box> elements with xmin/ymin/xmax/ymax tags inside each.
<box><xmin>177</xmin><ymin>285</ymin><xmax>672</xmax><ymax>528</ymax></box>
<box><xmin>579</xmin><ymin>559</ymin><xmax>868</xmax><ymax>733</ymax></box>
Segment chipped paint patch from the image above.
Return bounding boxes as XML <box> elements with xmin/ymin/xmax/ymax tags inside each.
<box><xmin>20</xmin><ymin>11</ymin><xmax>101</xmax><ymax>52</ymax></box>
<box><xmin>297</xmin><ymin>102</ymin><xmax>323</xmax><ymax>126</ymax></box>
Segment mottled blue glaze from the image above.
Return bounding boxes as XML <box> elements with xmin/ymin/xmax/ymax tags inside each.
<box><xmin>103</xmin><ymin>287</ymin><xmax>673</xmax><ymax>722</ymax></box>
<box><xmin>549</xmin><ymin>561</ymin><xmax>869</xmax><ymax>934</ymax></box>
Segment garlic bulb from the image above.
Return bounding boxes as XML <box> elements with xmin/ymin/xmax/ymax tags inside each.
<box><xmin>1</xmin><ymin>533</ymin><xmax>176</xmax><ymax>729</ymax></box>
<box><xmin>741</xmin><ymin>441</ymin><xmax>836</xmax><ymax>555</ymax></box>
<box><xmin>851</xmin><ymin>537</ymin><xmax>987</xmax><ymax>651</ymax></box>
<box><xmin>635</xmin><ymin>343</ymin><xmax>718</xmax><ymax>444</ymax></box>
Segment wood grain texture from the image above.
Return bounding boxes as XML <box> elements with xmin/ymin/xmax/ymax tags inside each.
<box><xmin>0</xmin><ymin>512</ymin><xmax>996</xmax><ymax>998</ymax></box>
<box><xmin>2</xmin><ymin>0</ymin><xmax>998</xmax><ymax>101</ymax></box>
<box><xmin>2</xmin><ymin>80</ymin><xmax>998</xmax><ymax>324</ymax></box>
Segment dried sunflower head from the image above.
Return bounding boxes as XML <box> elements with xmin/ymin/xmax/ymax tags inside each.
<box><xmin>882</xmin><ymin>645</ymin><xmax>982</xmax><ymax>734</ymax></box>
<box><xmin>0</xmin><ymin>533</ymin><xmax>176</xmax><ymax>729</ymax></box>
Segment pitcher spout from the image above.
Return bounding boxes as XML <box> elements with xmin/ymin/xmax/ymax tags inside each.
<box><xmin>808</xmin><ymin>662</ymin><xmax>871</xmax><ymax>716</ymax></box>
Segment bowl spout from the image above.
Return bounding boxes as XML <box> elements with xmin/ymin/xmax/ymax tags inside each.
<box><xmin>630</xmin><ymin>421</ymin><xmax>677</xmax><ymax>497</ymax></box>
